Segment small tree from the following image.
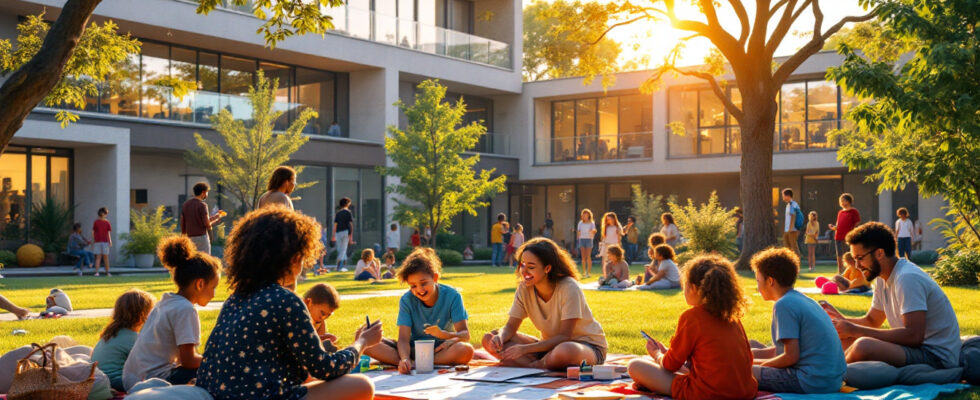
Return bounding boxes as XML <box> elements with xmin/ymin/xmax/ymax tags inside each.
<box><xmin>629</xmin><ymin>184</ymin><xmax>675</xmax><ymax>252</ymax></box>
<box><xmin>668</xmin><ymin>192</ymin><xmax>738</xmax><ymax>261</ymax></box>
<box><xmin>379</xmin><ymin>80</ymin><xmax>506</xmax><ymax>248</ymax></box>
<box><xmin>187</xmin><ymin>70</ymin><xmax>317</xmax><ymax>211</ymax></box>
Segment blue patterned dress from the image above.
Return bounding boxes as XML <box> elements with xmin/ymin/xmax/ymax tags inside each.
<box><xmin>196</xmin><ymin>284</ymin><xmax>358</xmax><ymax>399</ymax></box>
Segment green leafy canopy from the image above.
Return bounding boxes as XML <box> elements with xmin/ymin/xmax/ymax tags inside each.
<box><xmin>196</xmin><ymin>0</ymin><xmax>345</xmax><ymax>48</ymax></box>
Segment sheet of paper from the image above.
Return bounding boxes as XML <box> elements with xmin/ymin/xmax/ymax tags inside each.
<box><xmin>507</xmin><ymin>376</ymin><xmax>562</xmax><ymax>386</ymax></box>
<box><xmin>451</xmin><ymin>366</ymin><xmax>549</xmax><ymax>382</ymax></box>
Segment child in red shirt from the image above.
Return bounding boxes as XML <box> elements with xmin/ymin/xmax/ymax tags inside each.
<box><xmin>410</xmin><ymin>229</ymin><xmax>421</xmax><ymax>247</ymax></box>
<box><xmin>628</xmin><ymin>255</ymin><xmax>757</xmax><ymax>400</ymax></box>
<box><xmin>92</xmin><ymin>207</ymin><xmax>113</xmax><ymax>277</ymax></box>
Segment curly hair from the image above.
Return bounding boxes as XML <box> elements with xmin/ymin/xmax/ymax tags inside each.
<box><xmin>224</xmin><ymin>207</ymin><xmax>323</xmax><ymax>296</ymax></box>
<box><xmin>397</xmin><ymin>247</ymin><xmax>442</xmax><ymax>282</ymax></box>
<box><xmin>605</xmin><ymin>244</ymin><xmax>624</xmax><ymax>261</ymax></box>
<box><xmin>158</xmin><ymin>236</ymin><xmax>221</xmax><ymax>289</ymax></box>
<box><xmin>515</xmin><ymin>238</ymin><xmax>579</xmax><ymax>283</ymax></box>
<box><xmin>750</xmin><ymin>247</ymin><xmax>799</xmax><ymax>288</ymax></box>
<box><xmin>100</xmin><ymin>289</ymin><xmax>155</xmax><ymax>341</ymax></box>
<box><xmin>648</xmin><ymin>233</ymin><xmax>666</xmax><ymax>248</ymax></box>
<box><xmin>683</xmin><ymin>254</ymin><xmax>747</xmax><ymax>322</ymax></box>
<box><xmin>653</xmin><ymin>244</ymin><xmax>675</xmax><ymax>261</ymax></box>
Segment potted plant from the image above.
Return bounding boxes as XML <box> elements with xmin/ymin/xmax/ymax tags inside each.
<box><xmin>29</xmin><ymin>197</ymin><xmax>73</xmax><ymax>265</ymax></box>
<box><xmin>121</xmin><ymin>206</ymin><xmax>176</xmax><ymax>268</ymax></box>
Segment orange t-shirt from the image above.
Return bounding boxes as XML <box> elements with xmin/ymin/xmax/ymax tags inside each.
<box><xmin>842</xmin><ymin>265</ymin><xmax>870</xmax><ymax>289</ymax></box>
<box><xmin>662</xmin><ymin>306</ymin><xmax>758</xmax><ymax>400</ymax></box>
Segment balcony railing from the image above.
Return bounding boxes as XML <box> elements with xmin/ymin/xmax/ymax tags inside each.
<box><xmin>209</xmin><ymin>0</ymin><xmax>511</xmax><ymax>69</ymax></box>
<box><xmin>473</xmin><ymin>133</ymin><xmax>511</xmax><ymax>155</ymax></box>
<box><xmin>535</xmin><ymin>132</ymin><xmax>653</xmax><ymax>164</ymax></box>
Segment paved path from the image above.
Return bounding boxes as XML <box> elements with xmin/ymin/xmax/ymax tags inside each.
<box><xmin>0</xmin><ymin>289</ymin><xmax>405</xmax><ymax>322</ymax></box>
<box><xmin>1</xmin><ymin>265</ymin><xmax>168</xmax><ymax>277</ymax></box>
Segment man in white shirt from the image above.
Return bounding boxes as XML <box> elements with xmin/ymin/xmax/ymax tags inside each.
<box><xmin>781</xmin><ymin>188</ymin><xmax>801</xmax><ymax>256</ymax></box>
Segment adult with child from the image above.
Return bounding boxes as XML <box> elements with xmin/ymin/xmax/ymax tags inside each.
<box><xmin>67</xmin><ymin>222</ymin><xmax>94</xmax><ymax>275</ymax></box>
<box><xmin>750</xmin><ymin>248</ymin><xmax>846</xmax><ymax>394</ymax></box>
<box><xmin>122</xmin><ymin>236</ymin><xmax>220</xmax><ymax>390</ymax></box>
<box><xmin>635</xmin><ymin>244</ymin><xmax>680</xmax><ymax>290</ymax></box>
<box><xmin>197</xmin><ymin>207</ymin><xmax>382</xmax><ymax>400</ymax></box>
<box><xmin>627</xmin><ymin>255</ymin><xmax>757</xmax><ymax>399</ymax></box>
<box><xmin>491</xmin><ymin>213</ymin><xmax>507</xmax><ymax>267</ymax></box>
<box><xmin>92</xmin><ymin>207</ymin><xmax>112</xmax><ymax>276</ymax></box>
<box><xmin>782</xmin><ymin>188</ymin><xmax>803</xmax><ymax>256</ymax></box>
<box><xmin>365</xmin><ymin>247</ymin><xmax>474</xmax><ymax>374</ymax></box>
<box><xmin>483</xmin><ymin>238</ymin><xmax>608</xmax><ymax>370</ymax></box>
<box><xmin>660</xmin><ymin>213</ymin><xmax>680</xmax><ymax>248</ymax></box>
<box><xmin>91</xmin><ymin>289</ymin><xmax>155</xmax><ymax>391</ymax></box>
<box><xmin>829</xmin><ymin>193</ymin><xmax>860</xmax><ymax>273</ymax></box>
<box><xmin>333</xmin><ymin>197</ymin><xmax>356</xmax><ymax>271</ymax></box>
<box><xmin>895</xmin><ymin>208</ymin><xmax>916</xmax><ymax>259</ymax></box>
<box><xmin>599</xmin><ymin>212</ymin><xmax>623</xmax><ymax>269</ymax></box>
<box><xmin>821</xmin><ymin>222</ymin><xmax>961</xmax><ymax>369</ymax></box>
<box><xmin>258</xmin><ymin>166</ymin><xmax>296</xmax><ymax>210</ymax></box>
<box><xmin>576</xmin><ymin>209</ymin><xmax>597</xmax><ymax>277</ymax></box>
<box><xmin>180</xmin><ymin>182</ymin><xmax>223</xmax><ymax>255</ymax></box>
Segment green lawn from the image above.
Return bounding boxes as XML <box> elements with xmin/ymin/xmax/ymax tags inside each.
<box><xmin>1</xmin><ymin>263</ymin><xmax>978</xmax><ymax>398</ymax></box>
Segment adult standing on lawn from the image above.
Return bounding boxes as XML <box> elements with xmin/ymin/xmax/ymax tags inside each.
<box><xmin>333</xmin><ymin>197</ymin><xmax>355</xmax><ymax>272</ymax></box>
<box><xmin>782</xmin><ymin>188</ymin><xmax>802</xmax><ymax>256</ymax></box>
<box><xmin>623</xmin><ymin>216</ymin><xmax>639</xmax><ymax>263</ymax></box>
<box><xmin>181</xmin><ymin>182</ymin><xmax>222</xmax><ymax>255</ymax></box>
<box><xmin>829</xmin><ymin>193</ymin><xmax>860</xmax><ymax>273</ymax></box>
<box><xmin>258</xmin><ymin>166</ymin><xmax>296</xmax><ymax>210</ymax></box>
<box><xmin>490</xmin><ymin>213</ymin><xmax>506</xmax><ymax>266</ymax></box>
<box><xmin>820</xmin><ymin>222</ymin><xmax>960</xmax><ymax>369</ymax></box>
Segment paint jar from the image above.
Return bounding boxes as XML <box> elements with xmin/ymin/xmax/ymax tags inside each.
<box><xmin>359</xmin><ymin>355</ymin><xmax>371</xmax><ymax>373</ymax></box>
<box><xmin>415</xmin><ymin>340</ymin><xmax>435</xmax><ymax>373</ymax></box>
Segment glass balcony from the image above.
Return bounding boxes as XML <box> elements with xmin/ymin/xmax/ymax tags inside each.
<box><xmin>473</xmin><ymin>133</ymin><xmax>510</xmax><ymax>155</ymax></box>
<box><xmin>535</xmin><ymin>132</ymin><xmax>653</xmax><ymax>164</ymax></box>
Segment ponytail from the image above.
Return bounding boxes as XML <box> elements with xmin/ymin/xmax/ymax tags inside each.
<box><xmin>158</xmin><ymin>236</ymin><xmax>221</xmax><ymax>289</ymax></box>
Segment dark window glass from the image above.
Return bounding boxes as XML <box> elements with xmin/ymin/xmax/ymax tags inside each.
<box><xmin>295</xmin><ymin>67</ymin><xmax>337</xmax><ymax>135</ymax></box>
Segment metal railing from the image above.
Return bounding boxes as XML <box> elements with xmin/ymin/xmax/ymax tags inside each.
<box><xmin>535</xmin><ymin>132</ymin><xmax>653</xmax><ymax>164</ymax></box>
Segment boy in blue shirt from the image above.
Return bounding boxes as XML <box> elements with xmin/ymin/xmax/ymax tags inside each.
<box><xmin>364</xmin><ymin>248</ymin><xmax>474</xmax><ymax>374</ymax></box>
<box><xmin>750</xmin><ymin>247</ymin><xmax>847</xmax><ymax>394</ymax></box>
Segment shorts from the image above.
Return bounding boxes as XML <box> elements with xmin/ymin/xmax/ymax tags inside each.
<box><xmin>532</xmin><ymin>341</ymin><xmax>606</xmax><ymax>365</ymax></box>
<box><xmin>93</xmin><ymin>242</ymin><xmax>110</xmax><ymax>255</ymax></box>
<box><xmin>903</xmin><ymin>345</ymin><xmax>947</xmax><ymax>369</ymax></box>
<box><xmin>578</xmin><ymin>238</ymin><xmax>593</xmax><ymax>249</ymax></box>
<box><xmin>756</xmin><ymin>366</ymin><xmax>804</xmax><ymax>393</ymax></box>
<box><xmin>381</xmin><ymin>337</ymin><xmax>446</xmax><ymax>358</ymax></box>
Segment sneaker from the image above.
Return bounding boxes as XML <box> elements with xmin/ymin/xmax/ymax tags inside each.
<box><xmin>77</xmin><ymin>270</ymin><xmax>83</xmax><ymax>277</ymax></box>
<box><xmin>106</xmin><ymin>273</ymin><xmax>112</xmax><ymax>277</ymax></box>
<box><xmin>94</xmin><ymin>272</ymin><xmax>100</xmax><ymax>277</ymax></box>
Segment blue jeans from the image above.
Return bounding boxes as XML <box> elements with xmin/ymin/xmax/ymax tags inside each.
<box><xmin>898</xmin><ymin>237</ymin><xmax>913</xmax><ymax>259</ymax></box>
<box><xmin>491</xmin><ymin>243</ymin><xmax>504</xmax><ymax>266</ymax></box>
<box><xmin>625</xmin><ymin>243</ymin><xmax>638</xmax><ymax>262</ymax></box>
<box><xmin>69</xmin><ymin>249</ymin><xmax>93</xmax><ymax>269</ymax></box>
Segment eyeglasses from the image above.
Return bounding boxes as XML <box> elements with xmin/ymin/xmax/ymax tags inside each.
<box><xmin>853</xmin><ymin>248</ymin><xmax>878</xmax><ymax>262</ymax></box>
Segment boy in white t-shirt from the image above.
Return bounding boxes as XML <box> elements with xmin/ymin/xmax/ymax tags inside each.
<box><xmin>894</xmin><ymin>208</ymin><xmax>915</xmax><ymax>259</ymax></box>
<box><xmin>386</xmin><ymin>223</ymin><xmax>400</xmax><ymax>253</ymax></box>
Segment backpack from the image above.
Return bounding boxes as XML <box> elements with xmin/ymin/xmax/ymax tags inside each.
<box><xmin>793</xmin><ymin>203</ymin><xmax>805</xmax><ymax>231</ymax></box>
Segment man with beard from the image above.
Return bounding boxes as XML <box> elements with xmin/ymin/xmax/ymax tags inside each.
<box><xmin>820</xmin><ymin>222</ymin><xmax>960</xmax><ymax>368</ymax></box>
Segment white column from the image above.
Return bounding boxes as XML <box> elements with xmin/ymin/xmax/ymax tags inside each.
<box><xmin>878</xmin><ymin>189</ymin><xmax>893</xmax><ymax>227</ymax></box>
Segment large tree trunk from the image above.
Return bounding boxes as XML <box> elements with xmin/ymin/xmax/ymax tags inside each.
<box><xmin>735</xmin><ymin>95</ymin><xmax>778</xmax><ymax>270</ymax></box>
<box><xmin>0</xmin><ymin>0</ymin><xmax>101</xmax><ymax>152</ymax></box>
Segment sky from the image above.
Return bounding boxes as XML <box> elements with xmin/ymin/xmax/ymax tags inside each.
<box><xmin>522</xmin><ymin>0</ymin><xmax>871</xmax><ymax>68</ymax></box>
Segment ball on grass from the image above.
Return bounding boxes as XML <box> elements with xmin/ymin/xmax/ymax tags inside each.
<box><xmin>16</xmin><ymin>244</ymin><xmax>45</xmax><ymax>267</ymax></box>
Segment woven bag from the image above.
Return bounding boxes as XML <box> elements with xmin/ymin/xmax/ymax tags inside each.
<box><xmin>8</xmin><ymin>342</ymin><xmax>96</xmax><ymax>400</ymax></box>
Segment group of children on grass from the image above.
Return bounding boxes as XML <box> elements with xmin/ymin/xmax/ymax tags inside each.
<box><xmin>82</xmin><ymin>204</ymin><xmax>959</xmax><ymax>400</ymax></box>
<box><xmin>66</xmin><ymin>207</ymin><xmax>113</xmax><ymax>276</ymax></box>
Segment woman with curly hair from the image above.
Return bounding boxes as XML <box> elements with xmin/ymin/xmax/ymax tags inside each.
<box><xmin>196</xmin><ymin>207</ymin><xmax>382</xmax><ymax>400</ymax></box>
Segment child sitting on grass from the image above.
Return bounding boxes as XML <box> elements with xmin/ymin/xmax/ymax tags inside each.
<box><xmin>636</xmin><ymin>244</ymin><xmax>680</xmax><ymax>290</ymax></box>
<box><xmin>354</xmin><ymin>249</ymin><xmax>384</xmax><ymax>282</ymax></box>
<box><xmin>303</xmin><ymin>283</ymin><xmax>341</xmax><ymax>353</ymax></box>
<box><xmin>364</xmin><ymin>247</ymin><xmax>474</xmax><ymax>374</ymax></box>
<box><xmin>750</xmin><ymin>248</ymin><xmax>846</xmax><ymax>394</ymax></box>
<box><xmin>598</xmin><ymin>245</ymin><xmax>631</xmax><ymax>288</ymax></box>
<box><xmin>196</xmin><ymin>207</ymin><xmax>382</xmax><ymax>400</ymax></box>
<box><xmin>91</xmin><ymin>289</ymin><xmax>155</xmax><ymax>391</ymax></box>
<box><xmin>636</xmin><ymin>233</ymin><xmax>667</xmax><ymax>285</ymax></box>
<box><xmin>381</xmin><ymin>252</ymin><xmax>396</xmax><ymax>279</ymax></box>
<box><xmin>814</xmin><ymin>252</ymin><xmax>870</xmax><ymax>294</ymax></box>
<box><xmin>627</xmin><ymin>255</ymin><xmax>757</xmax><ymax>400</ymax></box>
<box><xmin>122</xmin><ymin>236</ymin><xmax>220</xmax><ymax>390</ymax></box>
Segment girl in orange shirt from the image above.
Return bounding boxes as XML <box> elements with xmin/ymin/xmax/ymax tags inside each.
<box><xmin>627</xmin><ymin>255</ymin><xmax>758</xmax><ymax>400</ymax></box>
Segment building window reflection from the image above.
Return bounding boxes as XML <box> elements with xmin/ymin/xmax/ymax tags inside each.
<box><xmin>0</xmin><ymin>147</ymin><xmax>73</xmax><ymax>247</ymax></box>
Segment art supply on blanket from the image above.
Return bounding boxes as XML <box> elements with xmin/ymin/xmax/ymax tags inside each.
<box><xmin>452</xmin><ymin>366</ymin><xmax>549</xmax><ymax>382</ymax></box>
<box><xmin>455</xmin><ymin>365</ymin><xmax>469</xmax><ymax>372</ymax></box>
<box><xmin>567</xmin><ymin>366</ymin><xmax>580</xmax><ymax>379</ymax></box>
<box><xmin>415</xmin><ymin>339</ymin><xmax>435</xmax><ymax>373</ymax></box>
<box><xmin>557</xmin><ymin>390</ymin><xmax>625</xmax><ymax>400</ymax></box>
<box><xmin>591</xmin><ymin>365</ymin><xmax>618</xmax><ymax>380</ymax></box>
<box><xmin>359</xmin><ymin>355</ymin><xmax>371</xmax><ymax>373</ymax></box>
<box><xmin>578</xmin><ymin>360</ymin><xmax>594</xmax><ymax>381</ymax></box>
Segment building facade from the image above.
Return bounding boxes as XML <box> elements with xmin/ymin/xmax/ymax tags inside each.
<box><xmin>1</xmin><ymin>0</ymin><xmax>942</xmax><ymax>261</ymax></box>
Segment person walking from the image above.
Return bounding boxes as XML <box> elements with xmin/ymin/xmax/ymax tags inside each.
<box><xmin>782</xmin><ymin>188</ymin><xmax>802</xmax><ymax>256</ymax></box>
<box><xmin>829</xmin><ymin>193</ymin><xmax>860</xmax><ymax>273</ymax></box>
<box><xmin>258</xmin><ymin>166</ymin><xmax>296</xmax><ymax>210</ymax></box>
<box><xmin>181</xmin><ymin>182</ymin><xmax>223</xmax><ymax>255</ymax></box>
<box><xmin>332</xmin><ymin>197</ymin><xmax>355</xmax><ymax>271</ymax></box>
<box><xmin>623</xmin><ymin>216</ymin><xmax>639</xmax><ymax>263</ymax></box>
<box><xmin>490</xmin><ymin>213</ymin><xmax>506</xmax><ymax>266</ymax></box>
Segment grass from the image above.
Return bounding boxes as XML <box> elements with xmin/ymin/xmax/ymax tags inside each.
<box><xmin>1</xmin><ymin>262</ymin><xmax>978</xmax><ymax>398</ymax></box>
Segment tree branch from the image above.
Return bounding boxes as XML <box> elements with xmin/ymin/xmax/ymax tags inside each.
<box><xmin>590</xmin><ymin>15</ymin><xmax>648</xmax><ymax>45</ymax></box>
<box><xmin>0</xmin><ymin>0</ymin><xmax>102</xmax><ymax>151</ymax></box>
<box><xmin>668</xmin><ymin>65</ymin><xmax>745</xmax><ymax>122</ymax></box>
<box><xmin>664</xmin><ymin>0</ymin><xmax>746</xmax><ymax>71</ymax></box>
<box><xmin>765</xmin><ymin>0</ymin><xmax>809</xmax><ymax>56</ymax></box>
<box><xmin>726</xmin><ymin>0</ymin><xmax>751</xmax><ymax>47</ymax></box>
<box><xmin>772</xmin><ymin>9</ymin><xmax>877</xmax><ymax>85</ymax></box>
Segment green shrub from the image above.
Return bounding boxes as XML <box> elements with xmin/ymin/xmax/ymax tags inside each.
<box><xmin>121</xmin><ymin>206</ymin><xmax>176</xmax><ymax>258</ymax></box>
<box><xmin>29</xmin><ymin>197</ymin><xmax>73</xmax><ymax>253</ymax></box>
<box><xmin>0</xmin><ymin>250</ymin><xmax>17</xmax><ymax>266</ymax></box>
<box><xmin>932</xmin><ymin>250</ymin><xmax>980</xmax><ymax>286</ymax></box>
<box><xmin>909</xmin><ymin>250</ymin><xmax>940</xmax><ymax>265</ymax></box>
<box><xmin>395</xmin><ymin>248</ymin><xmax>414</xmax><ymax>261</ymax></box>
<box><xmin>668</xmin><ymin>191</ymin><xmax>737</xmax><ymax>259</ymax></box>
<box><xmin>436</xmin><ymin>249</ymin><xmax>463</xmax><ymax>265</ymax></box>
<box><xmin>435</xmin><ymin>232</ymin><xmax>468</xmax><ymax>253</ymax></box>
<box><xmin>473</xmin><ymin>247</ymin><xmax>492</xmax><ymax>260</ymax></box>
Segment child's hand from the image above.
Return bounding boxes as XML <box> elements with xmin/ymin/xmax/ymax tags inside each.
<box><xmin>398</xmin><ymin>359</ymin><xmax>414</xmax><ymax>374</ymax></box>
<box><xmin>645</xmin><ymin>339</ymin><xmax>661</xmax><ymax>358</ymax></box>
<box><xmin>423</xmin><ymin>324</ymin><xmax>447</xmax><ymax>339</ymax></box>
<box><xmin>488</xmin><ymin>333</ymin><xmax>504</xmax><ymax>353</ymax></box>
<box><xmin>500</xmin><ymin>344</ymin><xmax>527</xmax><ymax>360</ymax></box>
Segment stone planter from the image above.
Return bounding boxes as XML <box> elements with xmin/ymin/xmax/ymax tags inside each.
<box><xmin>133</xmin><ymin>253</ymin><xmax>155</xmax><ymax>268</ymax></box>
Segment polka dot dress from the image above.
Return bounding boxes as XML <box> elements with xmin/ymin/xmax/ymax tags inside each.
<box><xmin>196</xmin><ymin>284</ymin><xmax>358</xmax><ymax>399</ymax></box>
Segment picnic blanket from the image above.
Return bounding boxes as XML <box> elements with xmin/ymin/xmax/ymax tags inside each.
<box><xmin>797</xmin><ymin>286</ymin><xmax>872</xmax><ymax>296</ymax></box>
<box><xmin>774</xmin><ymin>383</ymin><xmax>970</xmax><ymax>400</ymax></box>
<box><xmin>578</xmin><ymin>281</ymin><xmax>640</xmax><ymax>291</ymax></box>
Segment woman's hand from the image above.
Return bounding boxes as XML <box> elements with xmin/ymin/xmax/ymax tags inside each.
<box><xmin>500</xmin><ymin>343</ymin><xmax>527</xmax><ymax>360</ymax></box>
<box><xmin>398</xmin><ymin>359</ymin><xmax>414</xmax><ymax>374</ymax></box>
<box><xmin>355</xmin><ymin>321</ymin><xmax>383</xmax><ymax>349</ymax></box>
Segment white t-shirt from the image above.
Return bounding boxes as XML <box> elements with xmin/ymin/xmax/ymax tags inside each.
<box><xmin>659</xmin><ymin>259</ymin><xmax>681</xmax><ymax>284</ymax></box>
<box><xmin>386</xmin><ymin>229</ymin><xmax>400</xmax><ymax>249</ymax></box>
<box><xmin>122</xmin><ymin>293</ymin><xmax>201</xmax><ymax>390</ymax></box>
<box><xmin>895</xmin><ymin>219</ymin><xmax>915</xmax><ymax>238</ymax></box>
<box><xmin>602</xmin><ymin>225</ymin><xmax>620</xmax><ymax>244</ymax></box>
<box><xmin>785</xmin><ymin>200</ymin><xmax>799</xmax><ymax>232</ymax></box>
<box><xmin>577</xmin><ymin>221</ymin><xmax>596</xmax><ymax>239</ymax></box>
<box><xmin>355</xmin><ymin>259</ymin><xmax>378</xmax><ymax>276</ymax></box>
<box><xmin>661</xmin><ymin>224</ymin><xmax>680</xmax><ymax>247</ymax></box>
<box><xmin>870</xmin><ymin>259</ymin><xmax>961</xmax><ymax>368</ymax></box>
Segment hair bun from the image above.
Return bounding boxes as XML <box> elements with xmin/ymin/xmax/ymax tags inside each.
<box><xmin>158</xmin><ymin>236</ymin><xmax>194</xmax><ymax>269</ymax></box>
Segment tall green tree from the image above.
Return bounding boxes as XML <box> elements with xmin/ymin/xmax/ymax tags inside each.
<box><xmin>379</xmin><ymin>80</ymin><xmax>506</xmax><ymax>247</ymax></box>
<box><xmin>0</xmin><ymin>0</ymin><xmax>342</xmax><ymax>154</ymax></box>
<box><xmin>187</xmin><ymin>71</ymin><xmax>317</xmax><ymax>211</ymax></box>
<box><xmin>523</xmin><ymin>0</ymin><xmax>625</xmax><ymax>82</ymax></box>
<box><xmin>552</xmin><ymin>0</ymin><xmax>876</xmax><ymax>268</ymax></box>
<box><xmin>822</xmin><ymin>19</ymin><xmax>919</xmax><ymax>63</ymax></box>
<box><xmin>827</xmin><ymin>0</ymin><xmax>980</xmax><ymax>249</ymax></box>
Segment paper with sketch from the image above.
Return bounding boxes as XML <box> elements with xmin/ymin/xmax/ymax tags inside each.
<box><xmin>451</xmin><ymin>366</ymin><xmax>549</xmax><ymax>382</ymax></box>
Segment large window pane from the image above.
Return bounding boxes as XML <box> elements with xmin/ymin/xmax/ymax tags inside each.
<box><xmin>348</xmin><ymin>0</ymin><xmax>372</xmax><ymax>39</ymax></box>
<box><xmin>30</xmin><ymin>155</ymin><xmax>46</xmax><ymax>202</ymax></box>
<box><xmin>552</xmin><ymin>101</ymin><xmax>574</xmax><ymax>162</ymax></box>
<box><xmin>807</xmin><ymin>120</ymin><xmax>836</xmax><ymax>149</ymax></box>
<box><xmin>668</xmin><ymin>89</ymin><xmax>697</xmax><ymax>157</ymax></box>
<box><xmin>171</xmin><ymin>47</ymin><xmax>197</xmax><ymax>122</ymax></box>
<box><xmin>221</xmin><ymin>55</ymin><xmax>255</xmax><ymax>96</ymax></box>
<box><xmin>807</xmin><ymin>81</ymin><xmax>837</xmax><ymax>121</ymax></box>
<box><xmin>375</xmin><ymin>0</ymin><xmax>398</xmax><ymax>44</ymax></box>
<box><xmin>359</xmin><ymin>168</ymin><xmax>384</xmax><ymax>247</ymax></box>
<box><xmin>141</xmin><ymin>42</ymin><xmax>171</xmax><ymax>119</ymax></box>
<box><xmin>597</xmin><ymin>97</ymin><xmax>618</xmax><ymax>159</ymax></box>
<box><xmin>781</xmin><ymin>82</ymin><xmax>806</xmax><ymax>123</ymax></box>
<box><xmin>0</xmin><ymin>153</ymin><xmax>27</xmax><ymax>241</ymax></box>
<box><xmin>840</xmin><ymin>87</ymin><xmax>861</xmax><ymax>117</ymax></box>
<box><xmin>260</xmin><ymin>62</ymin><xmax>292</xmax><ymax>131</ymax></box>
<box><xmin>620</xmin><ymin>94</ymin><xmax>652</xmax><ymax>133</ymax></box>
<box><xmin>699</xmin><ymin>127</ymin><xmax>726</xmax><ymax>155</ymax></box>
<box><xmin>575</xmin><ymin>99</ymin><xmax>597</xmax><ymax>160</ymax></box>
<box><xmin>198</xmin><ymin>51</ymin><xmax>219</xmax><ymax>92</ymax></box>
<box><xmin>546</xmin><ymin>185</ymin><xmax>575</xmax><ymax>248</ymax></box>
<box><xmin>102</xmin><ymin>53</ymin><xmax>140</xmax><ymax>116</ymax></box>
<box><xmin>292</xmin><ymin>166</ymin><xmax>330</xmax><ymax>229</ymax></box>
<box><xmin>295</xmin><ymin>67</ymin><xmax>336</xmax><ymax>135</ymax></box>
<box><xmin>729</xmin><ymin>126</ymin><xmax>741</xmax><ymax>154</ymax></box>
<box><xmin>50</xmin><ymin>157</ymin><xmax>70</xmax><ymax>207</ymax></box>
<box><xmin>699</xmin><ymin>90</ymin><xmax>725</xmax><ymax>127</ymax></box>
<box><xmin>780</xmin><ymin>122</ymin><xmax>805</xmax><ymax>151</ymax></box>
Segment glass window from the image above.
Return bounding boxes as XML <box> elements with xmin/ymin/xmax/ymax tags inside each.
<box><xmin>699</xmin><ymin>90</ymin><xmax>725</xmax><ymax>127</ymax></box>
<box><xmin>141</xmin><ymin>42</ymin><xmax>171</xmax><ymax>119</ymax></box>
<box><xmin>198</xmin><ymin>51</ymin><xmax>219</xmax><ymax>92</ymax></box>
<box><xmin>700</xmin><ymin>127</ymin><xmax>726</xmax><ymax>155</ymax></box>
<box><xmin>807</xmin><ymin>120</ymin><xmax>835</xmax><ymax>149</ymax></box>
<box><xmin>292</xmin><ymin>166</ymin><xmax>329</xmax><ymax>226</ymax></box>
<box><xmin>220</xmin><ymin>55</ymin><xmax>256</xmax><ymax>96</ymax></box>
<box><xmin>102</xmin><ymin>53</ymin><xmax>141</xmax><ymax>117</ymax></box>
<box><xmin>546</xmin><ymin>185</ymin><xmax>575</xmax><ymax>247</ymax></box>
<box><xmin>260</xmin><ymin>62</ymin><xmax>292</xmax><ymax>131</ymax></box>
<box><xmin>397</xmin><ymin>0</ymin><xmax>416</xmax><ymax>47</ymax></box>
<box><xmin>729</xmin><ymin>89</ymin><xmax>742</xmax><ymax>154</ymax></box>
<box><xmin>171</xmin><ymin>47</ymin><xmax>197</xmax><ymax>122</ymax></box>
<box><xmin>50</xmin><ymin>157</ymin><xmax>70</xmax><ymax>207</ymax></box>
<box><xmin>840</xmin><ymin>87</ymin><xmax>861</xmax><ymax>116</ymax></box>
<box><xmin>552</xmin><ymin>101</ymin><xmax>575</xmax><ymax>162</ymax></box>
<box><xmin>295</xmin><ymin>67</ymin><xmax>336</xmax><ymax>135</ymax></box>
<box><xmin>451</xmin><ymin>0</ymin><xmax>472</xmax><ymax>33</ymax></box>
<box><xmin>575</xmin><ymin>99</ymin><xmax>597</xmax><ymax>161</ymax></box>
<box><xmin>597</xmin><ymin>98</ymin><xmax>618</xmax><ymax>160</ymax></box>
<box><xmin>668</xmin><ymin>89</ymin><xmax>697</xmax><ymax>157</ymax></box>
<box><xmin>30</xmin><ymin>155</ymin><xmax>46</xmax><ymax>202</ymax></box>
<box><xmin>807</xmin><ymin>81</ymin><xmax>838</xmax><ymax>121</ymax></box>
<box><xmin>359</xmin><ymin>168</ymin><xmax>384</xmax><ymax>247</ymax></box>
<box><xmin>0</xmin><ymin>153</ymin><xmax>27</xmax><ymax>241</ymax></box>
<box><xmin>781</xmin><ymin>82</ymin><xmax>806</xmax><ymax>124</ymax></box>
<box><xmin>619</xmin><ymin>94</ymin><xmax>652</xmax><ymax>133</ymax></box>
<box><xmin>780</xmin><ymin>122</ymin><xmax>806</xmax><ymax>151</ymax></box>
<box><xmin>375</xmin><ymin>0</ymin><xmax>398</xmax><ymax>44</ymax></box>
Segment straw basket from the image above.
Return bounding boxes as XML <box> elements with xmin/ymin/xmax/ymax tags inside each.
<box><xmin>8</xmin><ymin>342</ymin><xmax>96</xmax><ymax>400</ymax></box>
